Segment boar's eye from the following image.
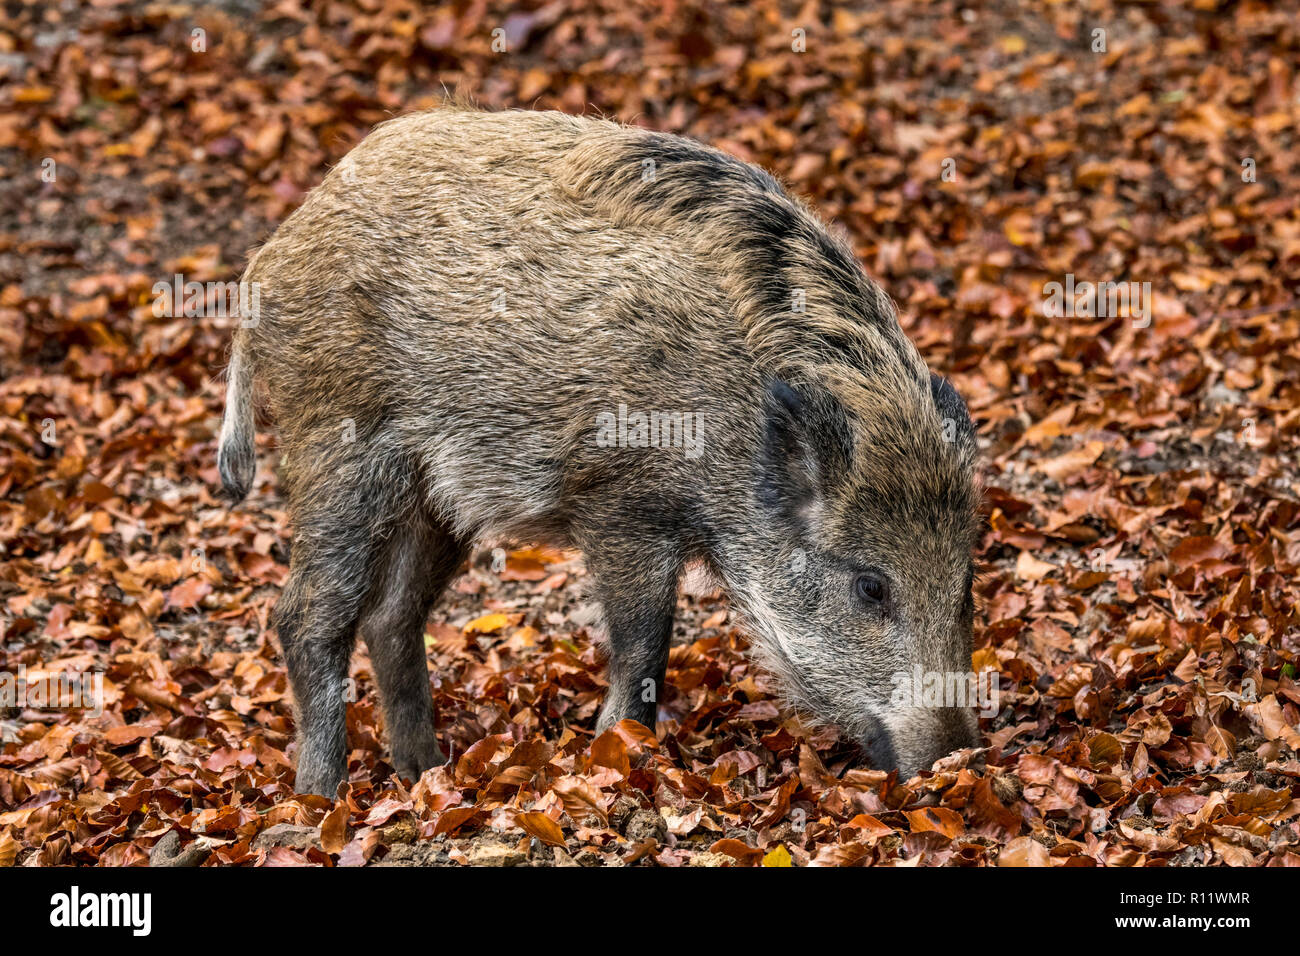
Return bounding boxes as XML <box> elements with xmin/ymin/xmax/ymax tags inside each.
<box><xmin>854</xmin><ymin>572</ymin><xmax>889</xmax><ymax>609</ymax></box>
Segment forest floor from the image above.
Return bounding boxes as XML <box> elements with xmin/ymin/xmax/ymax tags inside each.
<box><xmin>1</xmin><ymin>0</ymin><xmax>1299</xmax><ymax>866</ymax></box>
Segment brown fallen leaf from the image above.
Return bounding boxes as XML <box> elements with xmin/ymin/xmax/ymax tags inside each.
<box><xmin>516</xmin><ymin>811</ymin><xmax>566</xmax><ymax>848</ymax></box>
<box><xmin>1038</xmin><ymin>442</ymin><xmax>1105</xmax><ymax>481</ymax></box>
<box><xmin>998</xmin><ymin>836</ymin><xmax>1050</xmax><ymax>867</ymax></box>
<box><xmin>319</xmin><ymin>802</ymin><xmax>349</xmax><ymax>855</ymax></box>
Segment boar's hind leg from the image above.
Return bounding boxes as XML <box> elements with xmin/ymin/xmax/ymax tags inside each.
<box><xmin>275</xmin><ymin>490</ymin><xmax>380</xmax><ymax>798</ymax></box>
<box><xmin>358</xmin><ymin>514</ymin><xmax>465</xmax><ymax>784</ymax></box>
<box><xmin>586</xmin><ymin>540</ymin><xmax>682</xmax><ymax>735</ymax></box>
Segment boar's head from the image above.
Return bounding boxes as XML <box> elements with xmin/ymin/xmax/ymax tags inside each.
<box><xmin>739</xmin><ymin>368</ymin><xmax>983</xmax><ymax>778</ymax></box>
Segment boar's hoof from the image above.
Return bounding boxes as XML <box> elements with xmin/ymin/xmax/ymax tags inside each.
<box><xmin>295</xmin><ymin>767</ymin><xmax>346</xmax><ymax>800</ymax></box>
<box><xmin>391</xmin><ymin>739</ymin><xmax>447</xmax><ymax>785</ymax></box>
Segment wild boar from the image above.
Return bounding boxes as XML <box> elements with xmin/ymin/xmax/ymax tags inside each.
<box><xmin>218</xmin><ymin>102</ymin><xmax>983</xmax><ymax>797</ymax></box>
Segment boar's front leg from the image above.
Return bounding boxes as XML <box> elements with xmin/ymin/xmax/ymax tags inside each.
<box><xmin>358</xmin><ymin>513</ymin><xmax>465</xmax><ymax>784</ymax></box>
<box><xmin>585</xmin><ymin>539</ymin><xmax>682</xmax><ymax>734</ymax></box>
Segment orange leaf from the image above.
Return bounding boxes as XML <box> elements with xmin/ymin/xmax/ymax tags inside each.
<box><xmin>319</xmin><ymin>802</ymin><xmax>349</xmax><ymax>855</ymax></box>
<box><xmin>904</xmin><ymin>807</ymin><xmax>964</xmax><ymax>839</ymax></box>
<box><xmin>516</xmin><ymin>811</ymin><xmax>566</xmax><ymax>848</ymax></box>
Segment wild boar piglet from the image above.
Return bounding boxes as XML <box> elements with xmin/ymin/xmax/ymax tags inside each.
<box><xmin>219</xmin><ymin>103</ymin><xmax>983</xmax><ymax>797</ymax></box>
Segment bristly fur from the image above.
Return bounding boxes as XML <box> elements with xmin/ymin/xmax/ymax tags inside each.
<box><xmin>217</xmin><ymin>100</ymin><xmax>982</xmax><ymax>795</ymax></box>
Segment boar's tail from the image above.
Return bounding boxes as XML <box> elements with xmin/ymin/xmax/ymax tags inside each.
<box><xmin>218</xmin><ymin>334</ymin><xmax>255</xmax><ymax>502</ymax></box>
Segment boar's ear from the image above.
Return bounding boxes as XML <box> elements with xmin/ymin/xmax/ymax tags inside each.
<box><xmin>929</xmin><ymin>372</ymin><xmax>974</xmax><ymax>444</ymax></box>
<box><xmin>758</xmin><ymin>378</ymin><xmax>855</xmax><ymax>526</ymax></box>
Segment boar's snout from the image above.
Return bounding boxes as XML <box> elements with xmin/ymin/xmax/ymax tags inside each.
<box><xmin>863</xmin><ymin>706</ymin><xmax>980</xmax><ymax>779</ymax></box>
